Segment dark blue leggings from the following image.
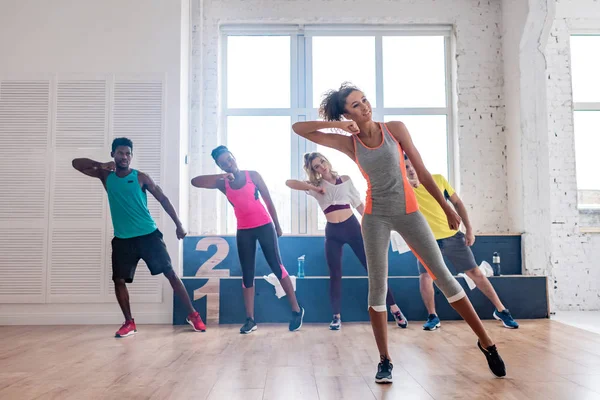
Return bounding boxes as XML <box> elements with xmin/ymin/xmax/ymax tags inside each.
<box><xmin>325</xmin><ymin>215</ymin><xmax>396</xmax><ymax>315</ymax></box>
<box><xmin>236</xmin><ymin>222</ymin><xmax>289</xmax><ymax>288</ymax></box>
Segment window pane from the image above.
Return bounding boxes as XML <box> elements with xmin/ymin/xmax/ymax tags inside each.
<box><xmin>570</xmin><ymin>36</ymin><xmax>600</xmax><ymax>103</ymax></box>
<box><xmin>315</xmin><ymin>143</ymin><xmax>367</xmax><ymax>231</ymax></box>
<box><xmin>312</xmin><ymin>36</ymin><xmax>376</xmax><ymax>108</ymax></box>
<box><xmin>225</xmin><ymin>116</ymin><xmax>292</xmax><ymax>234</ymax></box>
<box><xmin>227</xmin><ymin>36</ymin><xmax>290</xmax><ymax>108</ymax></box>
<box><xmin>574</xmin><ymin>111</ymin><xmax>600</xmax><ymax>191</ymax></box>
<box><xmin>384</xmin><ymin>115</ymin><xmax>448</xmax><ymax>177</ymax></box>
<box><xmin>383</xmin><ymin>36</ymin><xmax>446</xmax><ymax>108</ymax></box>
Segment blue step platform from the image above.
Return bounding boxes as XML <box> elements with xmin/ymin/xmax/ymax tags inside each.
<box><xmin>174</xmin><ymin>235</ymin><xmax>547</xmax><ymax>325</ymax></box>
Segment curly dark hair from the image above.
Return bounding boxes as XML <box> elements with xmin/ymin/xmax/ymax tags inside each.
<box><xmin>319</xmin><ymin>82</ymin><xmax>361</xmax><ymax>121</ymax></box>
<box><xmin>111</xmin><ymin>137</ymin><xmax>133</xmax><ymax>152</ymax></box>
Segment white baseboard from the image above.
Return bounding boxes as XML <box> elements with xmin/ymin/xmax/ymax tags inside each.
<box><xmin>0</xmin><ymin>311</ymin><xmax>172</xmax><ymax>325</ymax></box>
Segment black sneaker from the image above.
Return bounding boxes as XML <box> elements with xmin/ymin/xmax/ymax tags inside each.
<box><xmin>375</xmin><ymin>355</ymin><xmax>393</xmax><ymax>383</ymax></box>
<box><xmin>477</xmin><ymin>341</ymin><xmax>506</xmax><ymax>378</ymax></box>
<box><xmin>240</xmin><ymin>318</ymin><xmax>257</xmax><ymax>334</ymax></box>
<box><xmin>289</xmin><ymin>306</ymin><xmax>304</xmax><ymax>332</ymax></box>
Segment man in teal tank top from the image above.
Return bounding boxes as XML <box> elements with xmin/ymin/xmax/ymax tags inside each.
<box><xmin>72</xmin><ymin>138</ymin><xmax>206</xmax><ymax>337</ymax></box>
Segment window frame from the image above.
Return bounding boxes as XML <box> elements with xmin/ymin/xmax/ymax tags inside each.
<box><xmin>219</xmin><ymin>25</ymin><xmax>454</xmax><ymax>235</ymax></box>
<box><xmin>570</xmin><ymin>33</ymin><xmax>600</xmax><ymax>232</ymax></box>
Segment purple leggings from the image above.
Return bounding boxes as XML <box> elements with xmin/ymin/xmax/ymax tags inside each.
<box><xmin>325</xmin><ymin>215</ymin><xmax>396</xmax><ymax>315</ymax></box>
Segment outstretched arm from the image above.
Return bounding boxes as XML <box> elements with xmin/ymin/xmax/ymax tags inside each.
<box><xmin>285</xmin><ymin>179</ymin><xmax>324</xmax><ymax>194</ymax></box>
<box><xmin>191</xmin><ymin>173</ymin><xmax>232</xmax><ymax>193</ymax></box>
<box><xmin>72</xmin><ymin>158</ymin><xmax>114</xmax><ymax>181</ymax></box>
<box><xmin>253</xmin><ymin>171</ymin><xmax>283</xmax><ymax>237</ymax></box>
<box><xmin>386</xmin><ymin>121</ymin><xmax>461</xmax><ymax>230</ymax></box>
<box><xmin>139</xmin><ymin>172</ymin><xmax>186</xmax><ymax>239</ymax></box>
<box><xmin>291</xmin><ymin>121</ymin><xmax>356</xmax><ymax>160</ymax></box>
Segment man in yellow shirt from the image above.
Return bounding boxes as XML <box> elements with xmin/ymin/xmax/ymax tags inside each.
<box><xmin>404</xmin><ymin>156</ymin><xmax>518</xmax><ymax>330</ymax></box>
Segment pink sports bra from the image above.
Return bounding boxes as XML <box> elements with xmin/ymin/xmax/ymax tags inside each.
<box><xmin>225</xmin><ymin>170</ymin><xmax>272</xmax><ymax>230</ymax></box>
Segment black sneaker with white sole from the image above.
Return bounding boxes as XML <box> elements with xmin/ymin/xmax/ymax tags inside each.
<box><xmin>375</xmin><ymin>355</ymin><xmax>393</xmax><ymax>383</ymax></box>
<box><xmin>289</xmin><ymin>306</ymin><xmax>304</xmax><ymax>332</ymax></box>
<box><xmin>329</xmin><ymin>316</ymin><xmax>341</xmax><ymax>330</ymax></box>
<box><xmin>240</xmin><ymin>318</ymin><xmax>257</xmax><ymax>334</ymax></box>
<box><xmin>477</xmin><ymin>341</ymin><xmax>506</xmax><ymax>378</ymax></box>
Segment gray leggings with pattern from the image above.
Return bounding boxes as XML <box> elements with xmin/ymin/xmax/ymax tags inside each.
<box><xmin>361</xmin><ymin>211</ymin><xmax>466</xmax><ymax>312</ymax></box>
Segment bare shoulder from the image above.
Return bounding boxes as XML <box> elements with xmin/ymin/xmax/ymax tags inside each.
<box><xmin>248</xmin><ymin>170</ymin><xmax>262</xmax><ymax>180</ymax></box>
<box><xmin>136</xmin><ymin>170</ymin><xmax>156</xmax><ymax>186</ymax></box>
<box><xmin>385</xmin><ymin>120</ymin><xmax>407</xmax><ymax>134</ymax></box>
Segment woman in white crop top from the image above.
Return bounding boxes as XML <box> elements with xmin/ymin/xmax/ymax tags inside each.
<box><xmin>286</xmin><ymin>152</ymin><xmax>407</xmax><ymax>330</ymax></box>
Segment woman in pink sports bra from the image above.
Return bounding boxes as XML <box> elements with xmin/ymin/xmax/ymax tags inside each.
<box><xmin>191</xmin><ymin>146</ymin><xmax>304</xmax><ymax>334</ymax></box>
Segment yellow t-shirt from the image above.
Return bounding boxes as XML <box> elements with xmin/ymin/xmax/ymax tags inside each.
<box><xmin>413</xmin><ymin>175</ymin><xmax>457</xmax><ymax>240</ymax></box>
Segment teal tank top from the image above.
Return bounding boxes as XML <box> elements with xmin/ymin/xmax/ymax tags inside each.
<box><xmin>106</xmin><ymin>169</ymin><xmax>157</xmax><ymax>239</ymax></box>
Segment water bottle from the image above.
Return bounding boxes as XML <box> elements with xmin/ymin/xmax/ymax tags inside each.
<box><xmin>492</xmin><ymin>252</ymin><xmax>501</xmax><ymax>276</ymax></box>
<box><xmin>297</xmin><ymin>255</ymin><xmax>305</xmax><ymax>278</ymax></box>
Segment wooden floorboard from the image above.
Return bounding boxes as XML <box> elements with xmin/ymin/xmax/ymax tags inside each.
<box><xmin>0</xmin><ymin>320</ymin><xmax>599</xmax><ymax>399</ymax></box>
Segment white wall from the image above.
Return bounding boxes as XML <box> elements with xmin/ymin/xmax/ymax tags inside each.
<box><xmin>544</xmin><ymin>0</ymin><xmax>600</xmax><ymax>310</ymax></box>
<box><xmin>502</xmin><ymin>0</ymin><xmax>529</xmax><ymax>232</ymax></box>
<box><xmin>190</xmin><ymin>0</ymin><xmax>509</xmax><ymax>235</ymax></box>
<box><xmin>0</xmin><ymin>0</ymin><xmax>189</xmax><ymax>324</ymax></box>
<box><xmin>501</xmin><ymin>0</ymin><xmax>600</xmax><ymax>311</ymax></box>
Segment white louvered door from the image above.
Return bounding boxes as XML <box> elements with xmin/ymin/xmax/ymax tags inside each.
<box><xmin>106</xmin><ymin>78</ymin><xmax>165</xmax><ymax>302</ymax></box>
<box><xmin>0</xmin><ymin>80</ymin><xmax>51</xmax><ymax>303</ymax></box>
<box><xmin>48</xmin><ymin>79</ymin><xmax>109</xmax><ymax>302</ymax></box>
<box><xmin>0</xmin><ymin>75</ymin><xmax>166</xmax><ymax>306</ymax></box>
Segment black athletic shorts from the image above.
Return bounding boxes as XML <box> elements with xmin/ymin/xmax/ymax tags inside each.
<box><xmin>111</xmin><ymin>229</ymin><xmax>173</xmax><ymax>283</ymax></box>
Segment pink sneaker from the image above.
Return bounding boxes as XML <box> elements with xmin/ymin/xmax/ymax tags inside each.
<box><xmin>186</xmin><ymin>312</ymin><xmax>206</xmax><ymax>332</ymax></box>
<box><xmin>115</xmin><ymin>320</ymin><xmax>137</xmax><ymax>338</ymax></box>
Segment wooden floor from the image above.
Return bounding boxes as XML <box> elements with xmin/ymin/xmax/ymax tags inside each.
<box><xmin>1</xmin><ymin>320</ymin><xmax>600</xmax><ymax>400</ymax></box>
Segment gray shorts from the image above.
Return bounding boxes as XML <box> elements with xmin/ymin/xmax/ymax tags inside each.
<box><xmin>417</xmin><ymin>231</ymin><xmax>478</xmax><ymax>275</ymax></box>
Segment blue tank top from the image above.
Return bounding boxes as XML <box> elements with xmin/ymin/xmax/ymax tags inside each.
<box><xmin>105</xmin><ymin>169</ymin><xmax>157</xmax><ymax>239</ymax></box>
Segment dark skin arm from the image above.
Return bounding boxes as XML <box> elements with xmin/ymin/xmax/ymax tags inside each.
<box><xmin>71</xmin><ymin>158</ymin><xmax>114</xmax><ymax>185</ymax></box>
<box><xmin>251</xmin><ymin>171</ymin><xmax>283</xmax><ymax>237</ymax></box>
<box><xmin>386</xmin><ymin>121</ymin><xmax>461</xmax><ymax>230</ymax></box>
<box><xmin>191</xmin><ymin>173</ymin><xmax>233</xmax><ymax>194</ymax></box>
<box><xmin>138</xmin><ymin>172</ymin><xmax>187</xmax><ymax>240</ymax></box>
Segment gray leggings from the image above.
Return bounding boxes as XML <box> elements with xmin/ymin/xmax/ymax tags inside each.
<box><xmin>362</xmin><ymin>211</ymin><xmax>466</xmax><ymax>312</ymax></box>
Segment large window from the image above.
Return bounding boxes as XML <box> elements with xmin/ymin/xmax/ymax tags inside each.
<box><xmin>221</xmin><ymin>26</ymin><xmax>453</xmax><ymax>234</ymax></box>
<box><xmin>570</xmin><ymin>35</ymin><xmax>600</xmax><ymax>230</ymax></box>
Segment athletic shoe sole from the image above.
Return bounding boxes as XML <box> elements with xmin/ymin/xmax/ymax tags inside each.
<box><xmin>423</xmin><ymin>323</ymin><xmax>441</xmax><ymax>331</ymax></box>
<box><xmin>290</xmin><ymin>308</ymin><xmax>305</xmax><ymax>332</ymax></box>
<box><xmin>329</xmin><ymin>325</ymin><xmax>341</xmax><ymax>331</ymax></box>
<box><xmin>396</xmin><ymin>322</ymin><xmax>408</xmax><ymax>329</ymax></box>
<box><xmin>375</xmin><ymin>377</ymin><xmax>393</xmax><ymax>384</ymax></box>
<box><xmin>240</xmin><ymin>325</ymin><xmax>258</xmax><ymax>334</ymax></box>
<box><xmin>186</xmin><ymin>318</ymin><xmax>206</xmax><ymax>332</ymax></box>
<box><xmin>115</xmin><ymin>330</ymin><xmax>137</xmax><ymax>338</ymax></box>
<box><xmin>493</xmin><ymin>313</ymin><xmax>519</xmax><ymax>329</ymax></box>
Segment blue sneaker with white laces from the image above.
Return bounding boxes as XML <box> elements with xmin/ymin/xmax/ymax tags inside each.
<box><xmin>493</xmin><ymin>309</ymin><xmax>519</xmax><ymax>329</ymax></box>
<box><xmin>423</xmin><ymin>314</ymin><xmax>441</xmax><ymax>331</ymax></box>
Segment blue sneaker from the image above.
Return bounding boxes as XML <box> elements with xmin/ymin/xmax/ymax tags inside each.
<box><xmin>423</xmin><ymin>314</ymin><xmax>441</xmax><ymax>331</ymax></box>
<box><xmin>493</xmin><ymin>309</ymin><xmax>519</xmax><ymax>329</ymax></box>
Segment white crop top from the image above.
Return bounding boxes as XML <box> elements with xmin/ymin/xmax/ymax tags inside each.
<box><xmin>306</xmin><ymin>177</ymin><xmax>362</xmax><ymax>211</ymax></box>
